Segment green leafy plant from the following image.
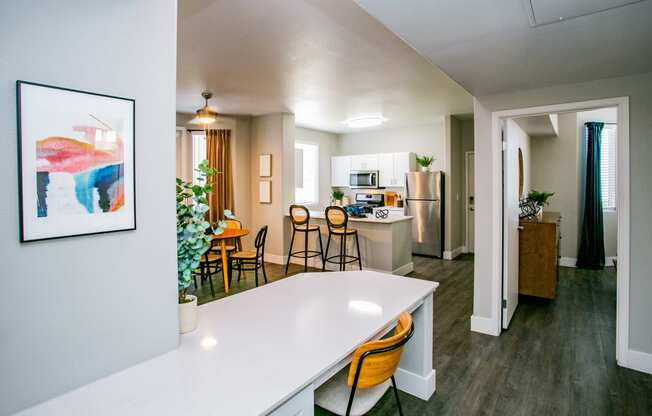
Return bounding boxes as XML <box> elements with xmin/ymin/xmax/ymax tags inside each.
<box><xmin>176</xmin><ymin>160</ymin><xmax>232</xmax><ymax>304</ymax></box>
<box><xmin>527</xmin><ymin>190</ymin><xmax>555</xmax><ymax>207</ymax></box>
<box><xmin>332</xmin><ymin>190</ymin><xmax>344</xmax><ymax>201</ymax></box>
<box><xmin>416</xmin><ymin>155</ymin><xmax>435</xmax><ymax>168</ymax></box>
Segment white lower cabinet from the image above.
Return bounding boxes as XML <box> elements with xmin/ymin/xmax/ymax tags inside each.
<box><xmin>269</xmin><ymin>385</ymin><xmax>314</xmax><ymax>416</ymax></box>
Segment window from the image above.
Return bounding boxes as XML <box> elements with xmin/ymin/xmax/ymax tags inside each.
<box><xmin>294</xmin><ymin>142</ymin><xmax>319</xmax><ymax>204</ymax></box>
<box><xmin>600</xmin><ymin>125</ymin><xmax>617</xmax><ymax>211</ymax></box>
<box><xmin>191</xmin><ymin>131</ymin><xmax>206</xmax><ymax>184</ymax></box>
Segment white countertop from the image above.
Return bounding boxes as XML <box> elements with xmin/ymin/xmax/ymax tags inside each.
<box><xmin>287</xmin><ymin>210</ymin><xmax>412</xmax><ymax>224</ymax></box>
<box><xmin>16</xmin><ymin>271</ymin><xmax>438</xmax><ymax>416</ymax></box>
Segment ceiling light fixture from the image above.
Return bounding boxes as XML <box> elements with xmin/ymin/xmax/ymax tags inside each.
<box><xmin>194</xmin><ymin>91</ymin><xmax>218</xmax><ymax>124</ymax></box>
<box><xmin>345</xmin><ymin>116</ymin><xmax>387</xmax><ymax>129</ymax></box>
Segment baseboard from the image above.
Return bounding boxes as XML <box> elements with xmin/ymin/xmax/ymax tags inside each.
<box><xmin>470</xmin><ymin>315</ymin><xmax>500</xmax><ymax>336</ymax></box>
<box><xmin>443</xmin><ymin>246</ymin><xmax>465</xmax><ymax>260</ymax></box>
<box><xmin>264</xmin><ymin>253</ymin><xmax>287</xmax><ymax>265</ymax></box>
<box><xmin>394</xmin><ymin>367</ymin><xmax>436</xmax><ymax>400</ymax></box>
<box><xmin>559</xmin><ymin>257</ymin><xmax>618</xmax><ymax>268</ymax></box>
<box><xmin>622</xmin><ymin>349</ymin><xmax>652</xmax><ymax>375</ymax></box>
<box><xmin>284</xmin><ymin>256</ymin><xmax>414</xmax><ymax>276</ymax></box>
<box><xmin>559</xmin><ymin>257</ymin><xmax>577</xmax><ymax>267</ymax></box>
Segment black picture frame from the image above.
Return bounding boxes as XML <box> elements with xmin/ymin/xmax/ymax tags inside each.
<box><xmin>16</xmin><ymin>80</ymin><xmax>136</xmax><ymax>242</ymax></box>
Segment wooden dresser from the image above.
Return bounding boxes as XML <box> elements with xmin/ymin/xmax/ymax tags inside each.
<box><xmin>519</xmin><ymin>212</ymin><xmax>561</xmax><ymax>299</ymax></box>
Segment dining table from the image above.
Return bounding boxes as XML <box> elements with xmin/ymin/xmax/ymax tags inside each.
<box><xmin>212</xmin><ymin>228</ymin><xmax>249</xmax><ymax>294</ymax></box>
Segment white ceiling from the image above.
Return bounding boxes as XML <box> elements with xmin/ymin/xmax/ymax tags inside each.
<box><xmin>514</xmin><ymin>114</ymin><xmax>559</xmax><ymax>137</ymax></box>
<box><xmin>177</xmin><ymin>0</ymin><xmax>472</xmax><ymax>133</ymax></box>
<box><xmin>355</xmin><ymin>0</ymin><xmax>652</xmax><ymax>96</ymax></box>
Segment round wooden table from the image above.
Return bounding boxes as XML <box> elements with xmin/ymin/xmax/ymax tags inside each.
<box><xmin>212</xmin><ymin>228</ymin><xmax>249</xmax><ymax>294</ymax></box>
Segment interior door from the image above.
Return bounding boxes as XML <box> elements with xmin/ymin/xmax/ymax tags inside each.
<box><xmin>502</xmin><ymin>123</ymin><xmax>520</xmax><ymax>329</ymax></box>
<box><xmin>466</xmin><ymin>152</ymin><xmax>475</xmax><ymax>252</ymax></box>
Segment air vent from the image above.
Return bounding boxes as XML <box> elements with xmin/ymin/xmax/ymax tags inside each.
<box><xmin>523</xmin><ymin>0</ymin><xmax>644</xmax><ymax>27</ymax></box>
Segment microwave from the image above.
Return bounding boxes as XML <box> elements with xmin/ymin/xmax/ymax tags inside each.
<box><xmin>349</xmin><ymin>170</ymin><xmax>379</xmax><ymax>188</ymax></box>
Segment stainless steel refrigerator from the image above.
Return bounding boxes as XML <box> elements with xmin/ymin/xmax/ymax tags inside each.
<box><xmin>404</xmin><ymin>171</ymin><xmax>445</xmax><ymax>257</ymax></box>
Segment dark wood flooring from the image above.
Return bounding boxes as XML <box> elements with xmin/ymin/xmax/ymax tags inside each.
<box><xmin>192</xmin><ymin>255</ymin><xmax>652</xmax><ymax>415</ymax></box>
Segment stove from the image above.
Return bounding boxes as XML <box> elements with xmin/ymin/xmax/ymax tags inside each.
<box><xmin>344</xmin><ymin>193</ymin><xmax>385</xmax><ymax>217</ymax></box>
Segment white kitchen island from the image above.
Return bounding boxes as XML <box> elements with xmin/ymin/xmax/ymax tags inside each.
<box><xmin>15</xmin><ymin>271</ymin><xmax>438</xmax><ymax>416</ymax></box>
<box><xmin>286</xmin><ymin>211</ymin><xmax>414</xmax><ymax>275</ymax></box>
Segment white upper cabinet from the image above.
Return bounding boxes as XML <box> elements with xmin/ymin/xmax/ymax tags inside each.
<box><xmin>330</xmin><ymin>156</ymin><xmax>351</xmax><ymax>187</ymax></box>
<box><xmin>350</xmin><ymin>154</ymin><xmax>378</xmax><ymax>171</ymax></box>
<box><xmin>378</xmin><ymin>153</ymin><xmax>395</xmax><ymax>187</ymax></box>
<box><xmin>394</xmin><ymin>152</ymin><xmax>415</xmax><ymax>187</ymax></box>
<box><xmin>331</xmin><ymin>152</ymin><xmax>414</xmax><ymax>187</ymax></box>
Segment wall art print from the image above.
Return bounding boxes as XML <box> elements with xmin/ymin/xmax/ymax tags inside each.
<box><xmin>17</xmin><ymin>81</ymin><xmax>136</xmax><ymax>242</ymax></box>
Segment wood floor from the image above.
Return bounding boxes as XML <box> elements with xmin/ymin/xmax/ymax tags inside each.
<box><xmin>192</xmin><ymin>255</ymin><xmax>652</xmax><ymax>416</ymax></box>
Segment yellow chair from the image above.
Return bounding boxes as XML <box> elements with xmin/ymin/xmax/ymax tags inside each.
<box><xmin>315</xmin><ymin>312</ymin><xmax>414</xmax><ymax>416</ymax></box>
<box><xmin>323</xmin><ymin>206</ymin><xmax>362</xmax><ymax>271</ymax></box>
<box><xmin>231</xmin><ymin>226</ymin><xmax>268</xmax><ymax>287</ymax></box>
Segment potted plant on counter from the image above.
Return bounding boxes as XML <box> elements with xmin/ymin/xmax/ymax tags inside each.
<box><xmin>331</xmin><ymin>190</ymin><xmax>345</xmax><ymax>206</ymax></box>
<box><xmin>176</xmin><ymin>160</ymin><xmax>230</xmax><ymax>334</ymax></box>
<box><xmin>526</xmin><ymin>190</ymin><xmax>554</xmax><ymax>221</ymax></box>
<box><xmin>416</xmin><ymin>155</ymin><xmax>435</xmax><ymax>172</ymax></box>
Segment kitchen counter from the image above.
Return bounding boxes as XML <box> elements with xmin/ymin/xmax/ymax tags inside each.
<box><xmin>305</xmin><ymin>210</ymin><xmax>413</xmax><ymax>224</ymax></box>
<box><xmin>285</xmin><ymin>210</ymin><xmax>414</xmax><ymax>275</ymax></box>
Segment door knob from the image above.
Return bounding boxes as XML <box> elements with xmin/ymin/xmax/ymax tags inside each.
<box><xmin>517</xmin><ymin>226</ymin><xmax>524</xmax><ymax>230</ymax></box>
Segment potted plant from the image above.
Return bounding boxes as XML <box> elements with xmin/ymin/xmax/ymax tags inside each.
<box><xmin>526</xmin><ymin>190</ymin><xmax>554</xmax><ymax>220</ymax></box>
<box><xmin>331</xmin><ymin>190</ymin><xmax>344</xmax><ymax>206</ymax></box>
<box><xmin>416</xmin><ymin>155</ymin><xmax>435</xmax><ymax>172</ymax></box>
<box><xmin>176</xmin><ymin>160</ymin><xmax>231</xmax><ymax>334</ymax></box>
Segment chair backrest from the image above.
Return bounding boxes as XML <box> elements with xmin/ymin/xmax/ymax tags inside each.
<box><xmin>289</xmin><ymin>205</ymin><xmax>310</xmax><ymax>228</ymax></box>
<box><xmin>347</xmin><ymin>312</ymin><xmax>414</xmax><ymax>389</ymax></box>
<box><xmin>254</xmin><ymin>225</ymin><xmax>268</xmax><ymax>257</ymax></box>
<box><xmin>223</xmin><ymin>219</ymin><xmax>242</xmax><ymax>229</ymax></box>
<box><xmin>325</xmin><ymin>206</ymin><xmax>348</xmax><ymax>233</ymax></box>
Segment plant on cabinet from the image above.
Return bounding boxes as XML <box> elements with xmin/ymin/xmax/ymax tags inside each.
<box><xmin>331</xmin><ymin>190</ymin><xmax>344</xmax><ymax>206</ymax></box>
<box><xmin>526</xmin><ymin>190</ymin><xmax>554</xmax><ymax>221</ymax></box>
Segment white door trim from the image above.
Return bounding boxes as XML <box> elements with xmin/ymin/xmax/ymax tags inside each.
<box><xmin>465</xmin><ymin>151</ymin><xmax>475</xmax><ymax>253</ymax></box>
<box><xmin>487</xmin><ymin>97</ymin><xmax>630</xmax><ymax>367</ymax></box>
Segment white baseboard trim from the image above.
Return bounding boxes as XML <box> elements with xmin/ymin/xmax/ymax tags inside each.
<box><xmin>559</xmin><ymin>256</ymin><xmax>618</xmax><ymax>268</ymax></box>
<box><xmin>394</xmin><ymin>368</ymin><xmax>436</xmax><ymax>400</ymax></box>
<box><xmin>443</xmin><ymin>246</ymin><xmax>465</xmax><ymax>260</ymax></box>
<box><xmin>470</xmin><ymin>315</ymin><xmax>500</xmax><ymax>336</ymax></box>
<box><xmin>264</xmin><ymin>253</ymin><xmax>287</xmax><ymax>265</ymax></box>
<box><xmin>622</xmin><ymin>349</ymin><xmax>652</xmax><ymax>375</ymax></box>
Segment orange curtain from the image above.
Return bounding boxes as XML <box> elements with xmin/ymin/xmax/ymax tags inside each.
<box><xmin>205</xmin><ymin>129</ymin><xmax>233</xmax><ymax>224</ymax></box>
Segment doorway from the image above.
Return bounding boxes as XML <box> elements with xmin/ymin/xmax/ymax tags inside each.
<box><xmin>492</xmin><ymin>97</ymin><xmax>630</xmax><ymax>366</ymax></box>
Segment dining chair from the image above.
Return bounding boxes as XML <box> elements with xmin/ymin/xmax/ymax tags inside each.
<box><xmin>323</xmin><ymin>206</ymin><xmax>362</xmax><ymax>271</ymax></box>
<box><xmin>315</xmin><ymin>312</ymin><xmax>414</xmax><ymax>416</ymax></box>
<box><xmin>231</xmin><ymin>225</ymin><xmax>269</xmax><ymax>287</ymax></box>
<box><xmin>195</xmin><ymin>241</ymin><xmax>224</xmax><ymax>297</ymax></box>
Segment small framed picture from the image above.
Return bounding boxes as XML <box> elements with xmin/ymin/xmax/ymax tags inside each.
<box><xmin>259</xmin><ymin>154</ymin><xmax>272</xmax><ymax>177</ymax></box>
<box><xmin>17</xmin><ymin>81</ymin><xmax>136</xmax><ymax>242</ymax></box>
<box><xmin>259</xmin><ymin>180</ymin><xmax>271</xmax><ymax>204</ymax></box>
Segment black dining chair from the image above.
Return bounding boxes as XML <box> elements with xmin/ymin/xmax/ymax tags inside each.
<box><xmin>231</xmin><ymin>225</ymin><xmax>269</xmax><ymax>287</ymax></box>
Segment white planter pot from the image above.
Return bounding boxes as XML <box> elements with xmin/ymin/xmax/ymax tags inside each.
<box><xmin>419</xmin><ymin>165</ymin><xmax>430</xmax><ymax>172</ymax></box>
<box><xmin>536</xmin><ymin>207</ymin><xmax>544</xmax><ymax>221</ymax></box>
<box><xmin>179</xmin><ymin>295</ymin><xmax>198</xmax><ymax>334</ymax></box>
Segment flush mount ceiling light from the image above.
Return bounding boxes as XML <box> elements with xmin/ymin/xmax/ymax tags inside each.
<box><xmin>345</xmin><ymin>116</ymin><xmax>387</xmax><ymax>129</ymax></box>
<box><xmin>194</xmin><ymin>91</ymin><xmax>218</xmax><ymax>124</ymax></box>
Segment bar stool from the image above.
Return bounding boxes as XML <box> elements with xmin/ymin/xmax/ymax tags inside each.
<box><xmin>285</xmin><ymin>205</ymin><xmax>325</xmax><ymax>275</ymax></box>
<box><xmin>323</xmin><ymin>206</ymin><xmax>362</xmax><ymax>272</ymax></box>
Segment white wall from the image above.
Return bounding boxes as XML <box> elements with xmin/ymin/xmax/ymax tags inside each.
<box><xmin>506</xmin><ymin>119</ymin><xmax>532</xmax><ymax>198</ymax></box>
<box><xmin>473</xmin><ymin>71</ymin><xmax>652</xmax><ymax>357</ymax></box>
<box><xmin>295</xmin><ymin>127</ymin><xmax>338</xmax><ymax>209</ymax></box>
<box><xmin>250</xmin><ymin>114</ymin><xmax>295</xmax><ymax>258</ymax></box>
<box><xmin>0</xmin><ymin>1</ymin><xmax>178</xmax><ymax>414</ymax></box>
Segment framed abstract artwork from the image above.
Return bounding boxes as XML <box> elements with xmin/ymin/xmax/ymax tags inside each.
<box><xmin>17</xmin><ymin>81</ymin><xmax>136</xmax><ymax>242</ymax></box>
<box><xmin>259</xmin><ymin>180</ymin><xmax>271</xmax><ymax>204</ymax></box>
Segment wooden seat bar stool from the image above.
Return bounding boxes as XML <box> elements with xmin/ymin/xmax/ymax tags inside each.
<box><xmin>285</xmin><ymin>205</ymin><xmax>325</xmax><ymax>275</ymax></box>
<box><xmin>323</xmin><ymin>206</ymin><xmax>362</xmax><ymax>272</ymax></box>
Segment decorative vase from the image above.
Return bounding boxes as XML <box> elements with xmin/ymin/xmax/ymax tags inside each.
<box><xmin>536</xmin><ymin>207</ymin><xmax>544</xmax><ymax>221</ymax></box>
<box><xmin>179</xmin><ymin>295</ymin><xmax>198</xmax><ymax>334</ymax></box>
<box><xmin>419</xmin><ymin>165</ymin><xmax>430</xmax><ymax>172</ymax></box>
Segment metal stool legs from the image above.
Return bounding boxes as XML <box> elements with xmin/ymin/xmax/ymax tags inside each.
<box><xmin>285</xmin><ymin>228</ymin><xmax>324</xmax><ymax>275</ymax></box>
